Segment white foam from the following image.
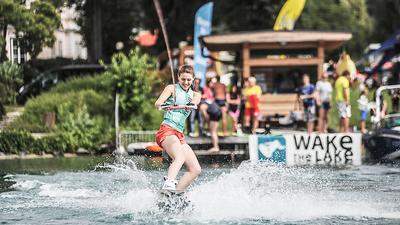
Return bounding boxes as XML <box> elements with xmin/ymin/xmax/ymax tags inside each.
<box><xmin>4</xmin><ymin>159</ymin><xmax>399</xmax><ymax>223</ymax></box>
<box><xmin>11</xmin><ymin>180</ymin><xmax>43</xmax><ymax>191</ymax></box>
<box><xmin>184</xmin><ymin>162</ymin><xmax>400</xmax><ymax>222</ymax></box>
<box><xmin>38</xmin><ymin>183</ymin><xmax>104</xmax><ymax>198</ymax></box>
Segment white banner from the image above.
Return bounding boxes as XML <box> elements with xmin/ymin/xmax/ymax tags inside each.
<box><xmin>249</xmin><ymin>133</ymin><xmax>362</xmax><ymax>166</ymax></box>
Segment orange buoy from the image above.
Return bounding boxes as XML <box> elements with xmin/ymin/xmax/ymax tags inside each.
<box><xmin>145</xmin><ymin>145</ymin><xmax>163</xmax><ymax>153</ymax></box>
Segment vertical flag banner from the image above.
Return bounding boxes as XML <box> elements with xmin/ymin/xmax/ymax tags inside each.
<box><xmin>273</xmin><ymin>0</ymin><xmax>306</xmax><ymax>31</ymax></box>
<box><xmin>194</xmin><ymin>2</ymin><xmax>213</xmax><ymax>87</ymax></box>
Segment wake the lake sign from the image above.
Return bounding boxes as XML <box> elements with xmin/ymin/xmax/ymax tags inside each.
<box><xmin>249</xmin><ymin>133</ymin><xmax>362</xmax><ymax>166</ymax></box>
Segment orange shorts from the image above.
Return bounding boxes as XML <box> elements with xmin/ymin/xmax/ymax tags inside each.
<box><xmin>155</xmin><ymin>124</ymin><xmax>185</xmax><ymax>147</ymax></box>
<box><xmin>245</xmin><ymin>107</ymin><xmax>260</xmax><ymax>117</ymax></box>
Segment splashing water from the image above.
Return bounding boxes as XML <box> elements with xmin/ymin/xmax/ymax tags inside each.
<box><xmin>1</xmin><ymin>157</ymin><xmax>400</xmax><ymax>225</ymax></box>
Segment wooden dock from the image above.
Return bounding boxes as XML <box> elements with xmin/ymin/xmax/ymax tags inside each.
<box><xmin>123</xmin><ymin>134</ymin><xmax>250</xmax><ymax>162</ymax></box>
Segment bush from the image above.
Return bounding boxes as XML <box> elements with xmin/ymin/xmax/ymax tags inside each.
<box><xmin>30</xmin><ymin>134</ymin><xmax>66</xmax><ymax>154</ymax></box>
<box><xmin>0</xmin><ymin>131</ymin><xmax>34</xmax><ymax>154</ymax></box>
<box><xmin>103</xmin><ymin>48</ymin><xmax>163</xmax><ymax>130</ymax></box>
<box><xmin>50</xmin><ymin>73</ymin><xmax>112</xmax><ymax>95</ymax></box>
<box><xmin>10</xmin><ymin>89</ymin><xmax>112</xmax><ymax>132</ymax></box>
<box><xmin>55</xmin><ymin>100</ymin><xmax>110</xmax><ymax>152</ymax></box>
<box><xmin>0</xmin><ymin>61</ymin><xmax>23</xmax><ymax>104</ymax></box>
<box><xmin>0</xmin><ymin>130</ymin><xmax>76</xmax><ymax>155</ymax></box>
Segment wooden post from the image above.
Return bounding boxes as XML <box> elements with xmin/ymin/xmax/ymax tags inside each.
<box><xmin>242</xmin><ymin>43</ymin><xmax>250</xmax><ymax>79</ymax></box>
<box><xmin>317</xmin><ymin>42</ymin><xmax>325</xmax><ymax>79</ymax></box>
<box><xmin>43</xmin><ymin>112</ymin><xmax>55</xmax><ymax>129</ymax></box>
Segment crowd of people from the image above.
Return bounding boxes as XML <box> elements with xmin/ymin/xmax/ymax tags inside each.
<box><xmin>298</xmin><ymin>69</ymin><xmax>392</xmax><ymax>134</ymax></box>
<box><xmin>186</xmin><ymin>75</ymin><xmax>263</xmax><ymax>152</ymax></box>
<box><xmin>185</xmin><ymin>68</ymin><xmax>393</xmax><ymax>152</ymax></box>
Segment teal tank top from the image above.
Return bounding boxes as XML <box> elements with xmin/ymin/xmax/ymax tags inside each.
<box><xmin>162</xmin><ymin>84</ymin><xmax>193</xmax><ymax>133</ymax></box>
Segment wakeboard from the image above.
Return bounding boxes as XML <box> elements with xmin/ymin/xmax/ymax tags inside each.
<box><xmin>157</xmin><ymin>190</ymin><xmax>192</xmax><ymax>213</ymax></box>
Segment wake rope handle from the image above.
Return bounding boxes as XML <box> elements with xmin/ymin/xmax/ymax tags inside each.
<box><xmin>159</xmin><ymin>103</ymin><xmax>197</xmax><ymax>111</ymax></box>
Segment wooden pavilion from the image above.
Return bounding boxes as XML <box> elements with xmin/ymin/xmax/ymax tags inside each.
<box><xmin>200</xmin><ymin>30</ymin><xmax>352</xmax><ymax>118</ymax></box>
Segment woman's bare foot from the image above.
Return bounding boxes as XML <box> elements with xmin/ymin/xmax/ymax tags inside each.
<box><xmin>207</xmin><ymin>147</ymin><xmax>220</xmax><ymax>154</ymax></box>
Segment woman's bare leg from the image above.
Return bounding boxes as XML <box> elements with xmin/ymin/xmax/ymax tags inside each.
<box><xmin>231</xmin><ymin>115</ymin><xmax>238</xmax><ymax>133</ymax></box>
<box><xmin>252</xmin><ymin>115</ymin><xmax>259</xmax><ymax>133</ymax></box>
<box><xmin>324</xmin><ymin>109</ymin><xmax>329</xmax><ymax>133</ymax></box>
<box><xmin>244</xmin><ymin>115</ymin><xmax>251</xmax><ymax>128</ymax></box>
<box><xmin>221</xmin><ymin>106</ymin><xmax>228</xmax><ymax>135</ymax></box>
<box><xmin>307</xmin><ymin>121</ymin><xmax>314</xmax><ymax>134</ymax></box>
<box><xmin>207</xmin><ymin>120</ymin><xmax>220</xmax><ymax>152</ymax></box>
<box><xmin>161</xmin><ymin>135</ymin><xmax>185</xmax><ymax>180</ymax></box>
<box><xmin>318</xmin><ymin>107</ymin><xmax>324</xmax><ymax>133</ymax></box>
<box><xmin>176</xmin><ymin>144</ymin><xmax>201</xmax><ymax>190</ymax></box>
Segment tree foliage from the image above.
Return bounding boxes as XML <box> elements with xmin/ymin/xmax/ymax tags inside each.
<box><xmin>0</xmin><ymin>0</ymin><xmax>61</xmax><ymax>62</ymax></box>
<box><xmin>102</xmin><ymin>48</ymin><xmax>162</xmax><ymax>129</ymax></box>
<box><xmin>67</xmin><ymin>0</ymin><xmax>378</xmax><ymax>60</ymax></box>
<box><xmin>0</xmin><ymin>61</ymin><xmax>23</xmax><ymax>104</ymax></box>
<box><xmin>297</xmin><ymin>0</ymin><xmax>372</xmax><ymax>59</ymax></box>
<box><xmin>367</xmin><ymin>0</ymin><xmax>400</xmax><ymax>43</ymax></box>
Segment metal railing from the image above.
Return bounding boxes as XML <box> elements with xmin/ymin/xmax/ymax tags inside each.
<box><xmin>119</xmin><ymin>130</ymin><xmax>157</xmax><ymax>148</ymax></box>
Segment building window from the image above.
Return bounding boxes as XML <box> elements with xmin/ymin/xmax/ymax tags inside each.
<box><xmin>10</xmin><ymin>38</ymin><xmax>26</xmax><ymax>64</ymax></box>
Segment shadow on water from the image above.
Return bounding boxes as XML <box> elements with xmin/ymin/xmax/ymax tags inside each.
<box><xmin>0</xmin><ymin>156</ymin><xmax>114</xmax><ymax>174</ymax></box>
<box><xmin>0</xmin><ymin>156</ymin><xmax>112</xmax><ymax>192</ymax></box>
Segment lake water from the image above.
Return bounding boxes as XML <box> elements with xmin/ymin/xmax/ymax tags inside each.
<box><xmin>1</xmin><ymin>156</ymin><xmax>400</xmax><ymax>225</ymax></box>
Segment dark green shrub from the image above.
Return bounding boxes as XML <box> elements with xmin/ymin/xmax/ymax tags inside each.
<box><xmin>0</xmin><ymin>62</ymin><xmax>23</xmax><ymax>104</ymax></box>
<box><xmin>103</xmin><ymin>48</ymin><xmax>163</xmax><ymax>130</ymax></box>
<box><xmin>0</xmin><ymin>131</ymin><xmax>34</xmax><ymax>154</ymax></box>
<box><xmin>50</xmin><ymin>73</ymin><xmax>112</xmax><ymax>94</ymax></box>
<box><xmin>10</xmin><ymin>89</ymin><xmax>112</xmax><ymax>132</ymax></box>
<box><xmin>31</xmin><ymin>134</ymin><xmax>73</xmax><ymax>154</ymax></box>
<box><xmin>55</xmin><ymin>99</ymin><xmax>109</xmax><ymax>152</ymax></box>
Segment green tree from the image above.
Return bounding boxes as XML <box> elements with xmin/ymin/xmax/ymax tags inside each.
<box><xmin>69</xmin><ymin>0</ymin><xmax>147</xmax><ymax>63</ymax></box>
<box><xmin>213</xmin><ymin>0</ymin><xmax>281</xmax><ymax>32</ymax></box>
<box><xmin>56</xmin><ymin>100</ymin><xmax>105</xmax><ymax>151</ymax></box>
<box><xmin>367</xmin><ymin>0</ymin><xmax>400</xmax><ymax>43</ymax></box>
<box><xmin>0</xmin><ymin>61</ymin><xmax>23</xmax><ymax>104</ymax></box>
<box><xmin>103</xmin><ymin>48</ymin><xmax>162</xmax><ymax>130</ymax></box>
<box><xmin>297</xmin><ymin>0</ymin><xmax>373</xmax><ymax>59</ymax></box>
<box><xmin>0</xmin><ymin>0</ymin><xmax>61</xmax><ymax>62</ymax></box>
<box><xmin>67</xmin><ymin>0</ymin><xmax>375</xmax><ymax>60</ymax></box>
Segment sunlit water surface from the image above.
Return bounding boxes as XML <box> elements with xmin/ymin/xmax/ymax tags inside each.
<box><xmin>1</xmin><ymin>156</ymin><xmax>400</xmax><ymax>225</ymax></box>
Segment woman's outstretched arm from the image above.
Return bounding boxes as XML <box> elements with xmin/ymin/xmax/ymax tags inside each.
<box><xmin>155</xmin><ymin>84</ymin><xmax>174</xmax><ymax>109</ymax></box>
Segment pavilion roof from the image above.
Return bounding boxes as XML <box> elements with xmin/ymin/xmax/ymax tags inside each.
<box><xmin>200</xmin><ymin>30</ymin><xmax>352</xmax><ymax>51</ymax></box>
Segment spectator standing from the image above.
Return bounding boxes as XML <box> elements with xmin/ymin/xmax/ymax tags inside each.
<box><xmin>315</xmin><ymin>72</ymin><xmax>332</xmax><ymax>133</ymax></box>
<box><xmin>204</xmin><ymin>101</ymin><xmax>222</xmax><ymax>153</ymax></box>
<box><xmin>199</xmin><ymin>79</ymin><xmax>214</xmax><ymax>134</ymax></box>
<box><xmin>212</xmin><ymin>76</ymin><xmax>228</xmax><ymax>136</ymax></box>
<box><xmin>227</xmin><ymin>84</ymin><xmax>241</xmax><ymax>135</ymax></box>
<box><xmin>299</xmin><ymin>74</ymin><xmax>316</xmax><ymax>134</ymax></box>
<box><xmin>189</xmin><ymin>78</ymin><xmax>204</xmax><ymax>137</ymax></box>
<box><xmin>242</xmin><ymin>76</ymin><xmax>262</xmax><ymax>133</ymax></box>
<box><xmin>388</xmin><ymin>66</ymin><xmax>400</xmax><ymax>112</ymax></box>
<box><xmin>357</xmin><ymin>89</ymin><xmax>369</xmax><ymax>134</ymax></box>
<box><xmin>335</xmin><ymin>70</ymin><xmax>351</xmax><ymax>133</ymax></box>
<box><xmin>239</xmin><ymin>78</ymin><xmax>249</xmax><ymax>128</ymax></box>
<box><xmin>372</xmin><ymin>90</ymin><xmax>388</xmax><ymax>120</ymax></box>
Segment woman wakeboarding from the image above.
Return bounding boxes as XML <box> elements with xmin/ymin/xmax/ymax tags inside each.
<box><xmin>155</xmin><ymin>65</ymin><xmax>202</xmax><ymax>192</ymax></box>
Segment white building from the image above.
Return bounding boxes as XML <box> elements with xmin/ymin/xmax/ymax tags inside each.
<box><xmin>5</xmin><ymin>3</ymin><xmax>87</xmax><ymax>64</ymax></box>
